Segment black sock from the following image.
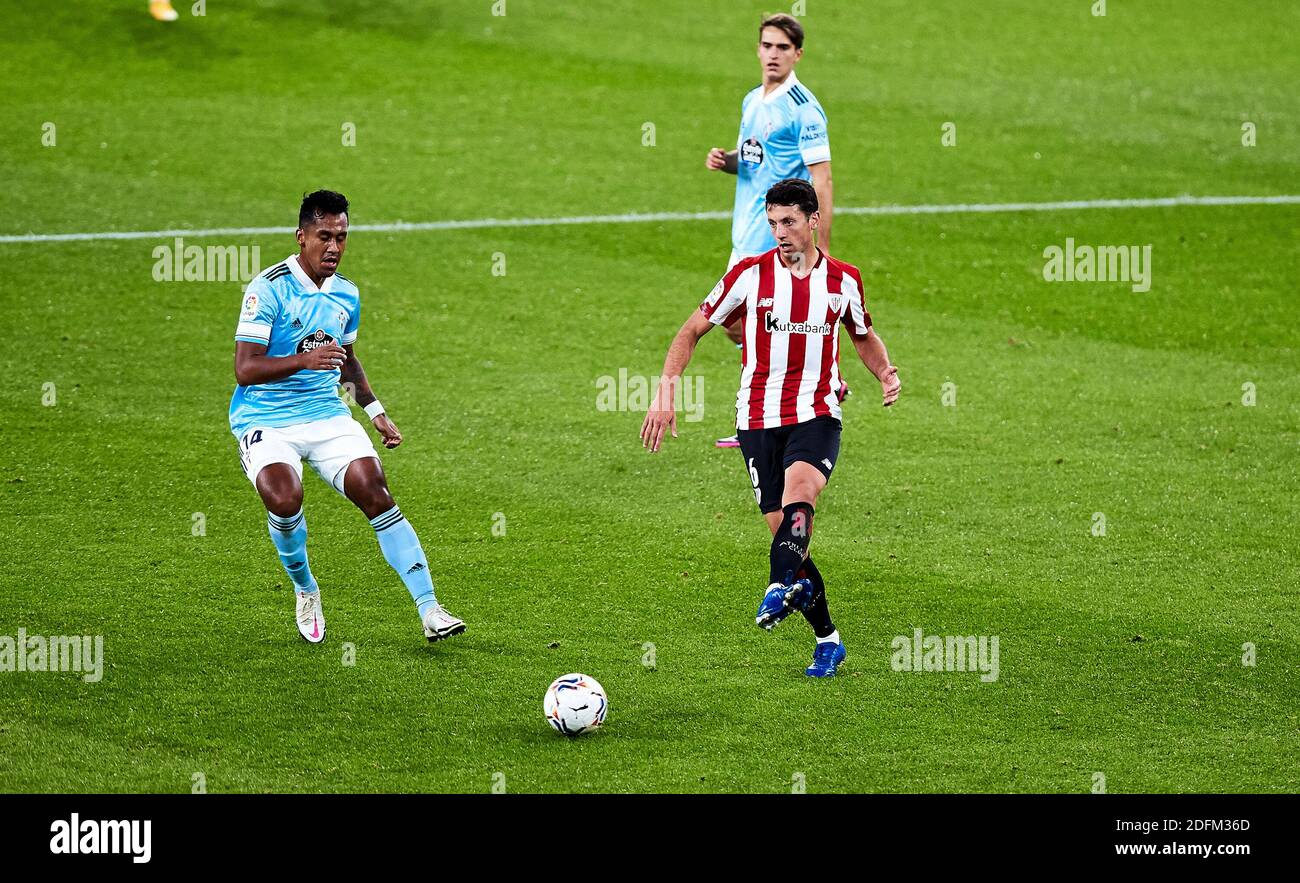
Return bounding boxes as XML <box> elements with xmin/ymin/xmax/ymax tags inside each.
<box><xmin>769</xmin><ymin>501</ymin><xmax>814</xmax><ymax>586</ymax></box>
<box><xmin>797</xmin><ymin>556</ymin><xmax>835</xmax><ymax>638</ymax></box>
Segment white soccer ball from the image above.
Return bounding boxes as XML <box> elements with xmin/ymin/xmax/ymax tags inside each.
<box><xmin>543</xmin><ymin>673</ymin><xmax>608</xmax><ymax>737</ymax></box>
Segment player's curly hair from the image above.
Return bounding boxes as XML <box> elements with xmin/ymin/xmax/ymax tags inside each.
<box><xmin>766</xmin><ymin>178</ymin><xmax>818</xmax><ymax>216</ymax></box>
<box><xmin>298</xmin><ymin>190</ymin><xmax>349</xmax><ymax>229</ymax></box>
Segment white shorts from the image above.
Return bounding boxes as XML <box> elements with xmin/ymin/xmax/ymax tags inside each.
<box><xmin>236</xmin><ymin>415</ymin><xmax>379</xmax><ymax>495</ymax></box>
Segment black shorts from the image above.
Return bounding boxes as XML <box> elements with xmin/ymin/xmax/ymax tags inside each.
<box><xmin>736</xmin><ymin>416</ymin><xmax>842</xmax><ymax>514</ymax></box>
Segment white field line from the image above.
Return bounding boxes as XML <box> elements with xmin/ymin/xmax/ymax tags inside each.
<box><xmin>1</xmin><ymin>194</ymin><xmax>1296</xmax><ymax>244</ymax></box>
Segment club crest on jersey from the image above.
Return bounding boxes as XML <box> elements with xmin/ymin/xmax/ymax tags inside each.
<box><xmin>828</xmin><ymin>294</ymin><xmax>843</xmax><ymax>312</ymax></box>
<box><xmin>297</xmin><ymin>329</ymin><xmax>338</xmax><ymax>353</ymax></box>
<box><xmin>740</xmin><ymin>137</ymin><xmax>764</xmax><ymax>166</ymax></box>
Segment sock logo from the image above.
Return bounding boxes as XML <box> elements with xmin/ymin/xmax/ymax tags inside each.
<box><xmin>406</xmin><ymin>562</ymin><xmax>426</xmax><ymax>574</ymax></box>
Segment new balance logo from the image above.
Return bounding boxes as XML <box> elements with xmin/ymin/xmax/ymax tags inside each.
<box><xmin>406</xmin><ymin>563</ymin><xmax>426</xmax><ymax>574</ymax></box>
<box><xmin>758</xmin><ymin>297</ymin><xmax>774</xmax><ymax>308</ymax></box>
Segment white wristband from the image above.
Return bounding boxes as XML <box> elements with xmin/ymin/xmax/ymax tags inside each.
<box><xmin>364</xmin><ymin>400</ymin><xmax>386</xmax><ymax>420</ymax></box>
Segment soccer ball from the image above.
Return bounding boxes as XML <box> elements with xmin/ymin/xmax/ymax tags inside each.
<box><xmin>543</xmin><ymin>673</ymin><xmax>608</xmax><ymax>737</ymax></box>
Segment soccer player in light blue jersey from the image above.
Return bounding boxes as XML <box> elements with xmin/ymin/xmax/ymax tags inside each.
<box><xmin>706</xmin><ymin>13</ymin><xmax>846</xmax><ymax>447</ymax></box>
<box><xmin>230</xmin><ymin>190</ymin><xmax>464</xmax><ymax>645</ymax></box>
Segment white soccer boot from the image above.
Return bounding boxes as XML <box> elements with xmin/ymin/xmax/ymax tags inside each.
<box><xmin>422</xmin><ymin>604</ymin><xmax>466</xmax><ymax>643</ymax></box>
<box><xmin>296</xmin><ymin>589</ymin><xmax>326</xmax><ymax>644</ymax></box>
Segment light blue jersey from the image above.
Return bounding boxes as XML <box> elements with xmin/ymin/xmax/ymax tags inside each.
<box><xmin>229</xmin><ymin>255</ymin><xmax>360</xmax><ymax>437</ymax></box>
<box><xmin>732</xmin><ymin>72</ymin><xmax>831</xmax><ymax>255</ymax></box>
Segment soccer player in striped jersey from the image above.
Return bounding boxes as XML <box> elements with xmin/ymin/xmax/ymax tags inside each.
<box><xmin>641</xmin><ymin>179</ymin><xmax>900</xmax><ymax>677</ymax></box>
<box><xmin>230</xmin><ymin>190</ymin><xmax>464</xmax><ymax>646</ymax></box>
<box><xmin>705</xmin><ymin>14</ymin><xmax>846</xmax><ymax>449</ymax></box>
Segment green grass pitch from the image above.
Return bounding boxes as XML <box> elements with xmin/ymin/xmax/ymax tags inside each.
<box><xmin>0</xmin><ymin>0</ymin><xmax>1296</xmax><ymax>793</ymax></box>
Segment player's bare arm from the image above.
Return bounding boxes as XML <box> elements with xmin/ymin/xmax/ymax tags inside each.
<box><xmin>846</xmin><ymin>326</ymin><xmax>900</xmax><ymax>406</ymax></box>
<box><xmin>809</xmin><ymin>161</ymin><xmax>832</xmax><ymax>252</ymax></box>
<box><xmin>706</xmin><ymin>147</ymin><xmax>739</xmax><ymax>174</ymax></box>
<box><xmin>640</xmin><ymin>310</ymin><xmax>714</xmax><ymax>452</ymax></box>
<box><xmin>340</xmin><ymin>344</ymin><xmax>402</xmax><ymax>449</ymax></box>
<box><xmin>233</xmin><ymin>339</ymin><xmax>346</xmax><ymax>386</ymax></box>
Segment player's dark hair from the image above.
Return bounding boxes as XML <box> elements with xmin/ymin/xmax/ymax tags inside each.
<box><xmin>760</xmin><ymin>13</ymin><xmax>804</xmax><ymax>49</ymax></box>
<box><xmin>298</xmin><ymin>190</ymin><xmax>349</xmax><ymax>230</ymax></box>
<box><xmin>766</xmin><ymin>178</ymin><xmax>818</xmax><ymax>216</ymax></box>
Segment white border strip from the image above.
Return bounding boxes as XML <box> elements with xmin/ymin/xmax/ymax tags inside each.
<box><xmin>1</xmin><ymin>194</ymin><xmax>1295</xmax><ymax>244</ymax></box>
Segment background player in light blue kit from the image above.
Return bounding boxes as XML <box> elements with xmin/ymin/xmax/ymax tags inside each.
<box><xmin>230</xmin><ymin>190</ymin><xmax>465</xmax><ymax>645</ymax></box>
<box><xmin>705</xmin><ymin>13</ymin><xmax>844</xmax><ymax>447</ymax></box>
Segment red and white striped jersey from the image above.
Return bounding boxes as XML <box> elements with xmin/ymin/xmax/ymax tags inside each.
<box><xmin>700</xmin><ymin>247</ymin><xmax>871</xmax><ymax>430</ymax></box>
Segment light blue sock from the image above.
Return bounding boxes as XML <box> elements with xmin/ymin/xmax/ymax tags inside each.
<box><xmin>267</xmin><ymin>509</ymin><xmax>316</xmax><ymax>592</ymax></box>
<box><xmin>369</xmin><ymin>505</ymin><xmax>438</xmax><ymax>618</ymax></box>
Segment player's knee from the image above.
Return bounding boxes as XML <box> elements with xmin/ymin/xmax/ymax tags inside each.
<box><xmin>783</xmin><ymin>483</ymin><xmax>819</xmax><ymax>507</ymax></box>
<box><xmin>370</xmin><ymin>486</ymin><xmax>395</xmax><ymax>513</ymax></box>
<box><xmin>349</xmin><ymin>479</ymin><xmax>394</xmax><ymax>519</ymax></box>
<box><xmin>263</xmin><ymin>488</ymin><xmax>302</xmax><ymax>517</ymax></box>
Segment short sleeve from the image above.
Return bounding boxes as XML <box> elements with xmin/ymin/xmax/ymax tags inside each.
<box><xmin>340</xmin><ymin>296</ymin><xmax>359</xmax><ymax>345</ymax></box>
<box><xmin>797</xmin><ymin>103</ymin><xmax>831</xmax><ymax>166</ymax></box>
<box><xmin>842</xmin><ymin>266</ymin><xmax>871</xmax><ymax>335</ymax></box>
<box><xmin>700</xmin><ymin>261</ymin><xmax>758</xmax><ymax>327</ymax></box>
<box><xmin>234</xmin><ymin>278</ymin><xmax>279</xmax><ymax>345</ymax></box>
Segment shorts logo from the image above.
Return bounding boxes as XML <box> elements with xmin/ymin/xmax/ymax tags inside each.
<box><xmin>297</xmin><ymin>329</ymin><xmax>338</xmax><ymax>353</ymax></box>
<box><xmin>822</xmin><ymin>458</ymin><xmax>833</xmax><ymax>470</ymax></box>
<box><xmin>740</xmin><ymin>137</ymin><xmax>764</xmax><ymax>166</ymax></box>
